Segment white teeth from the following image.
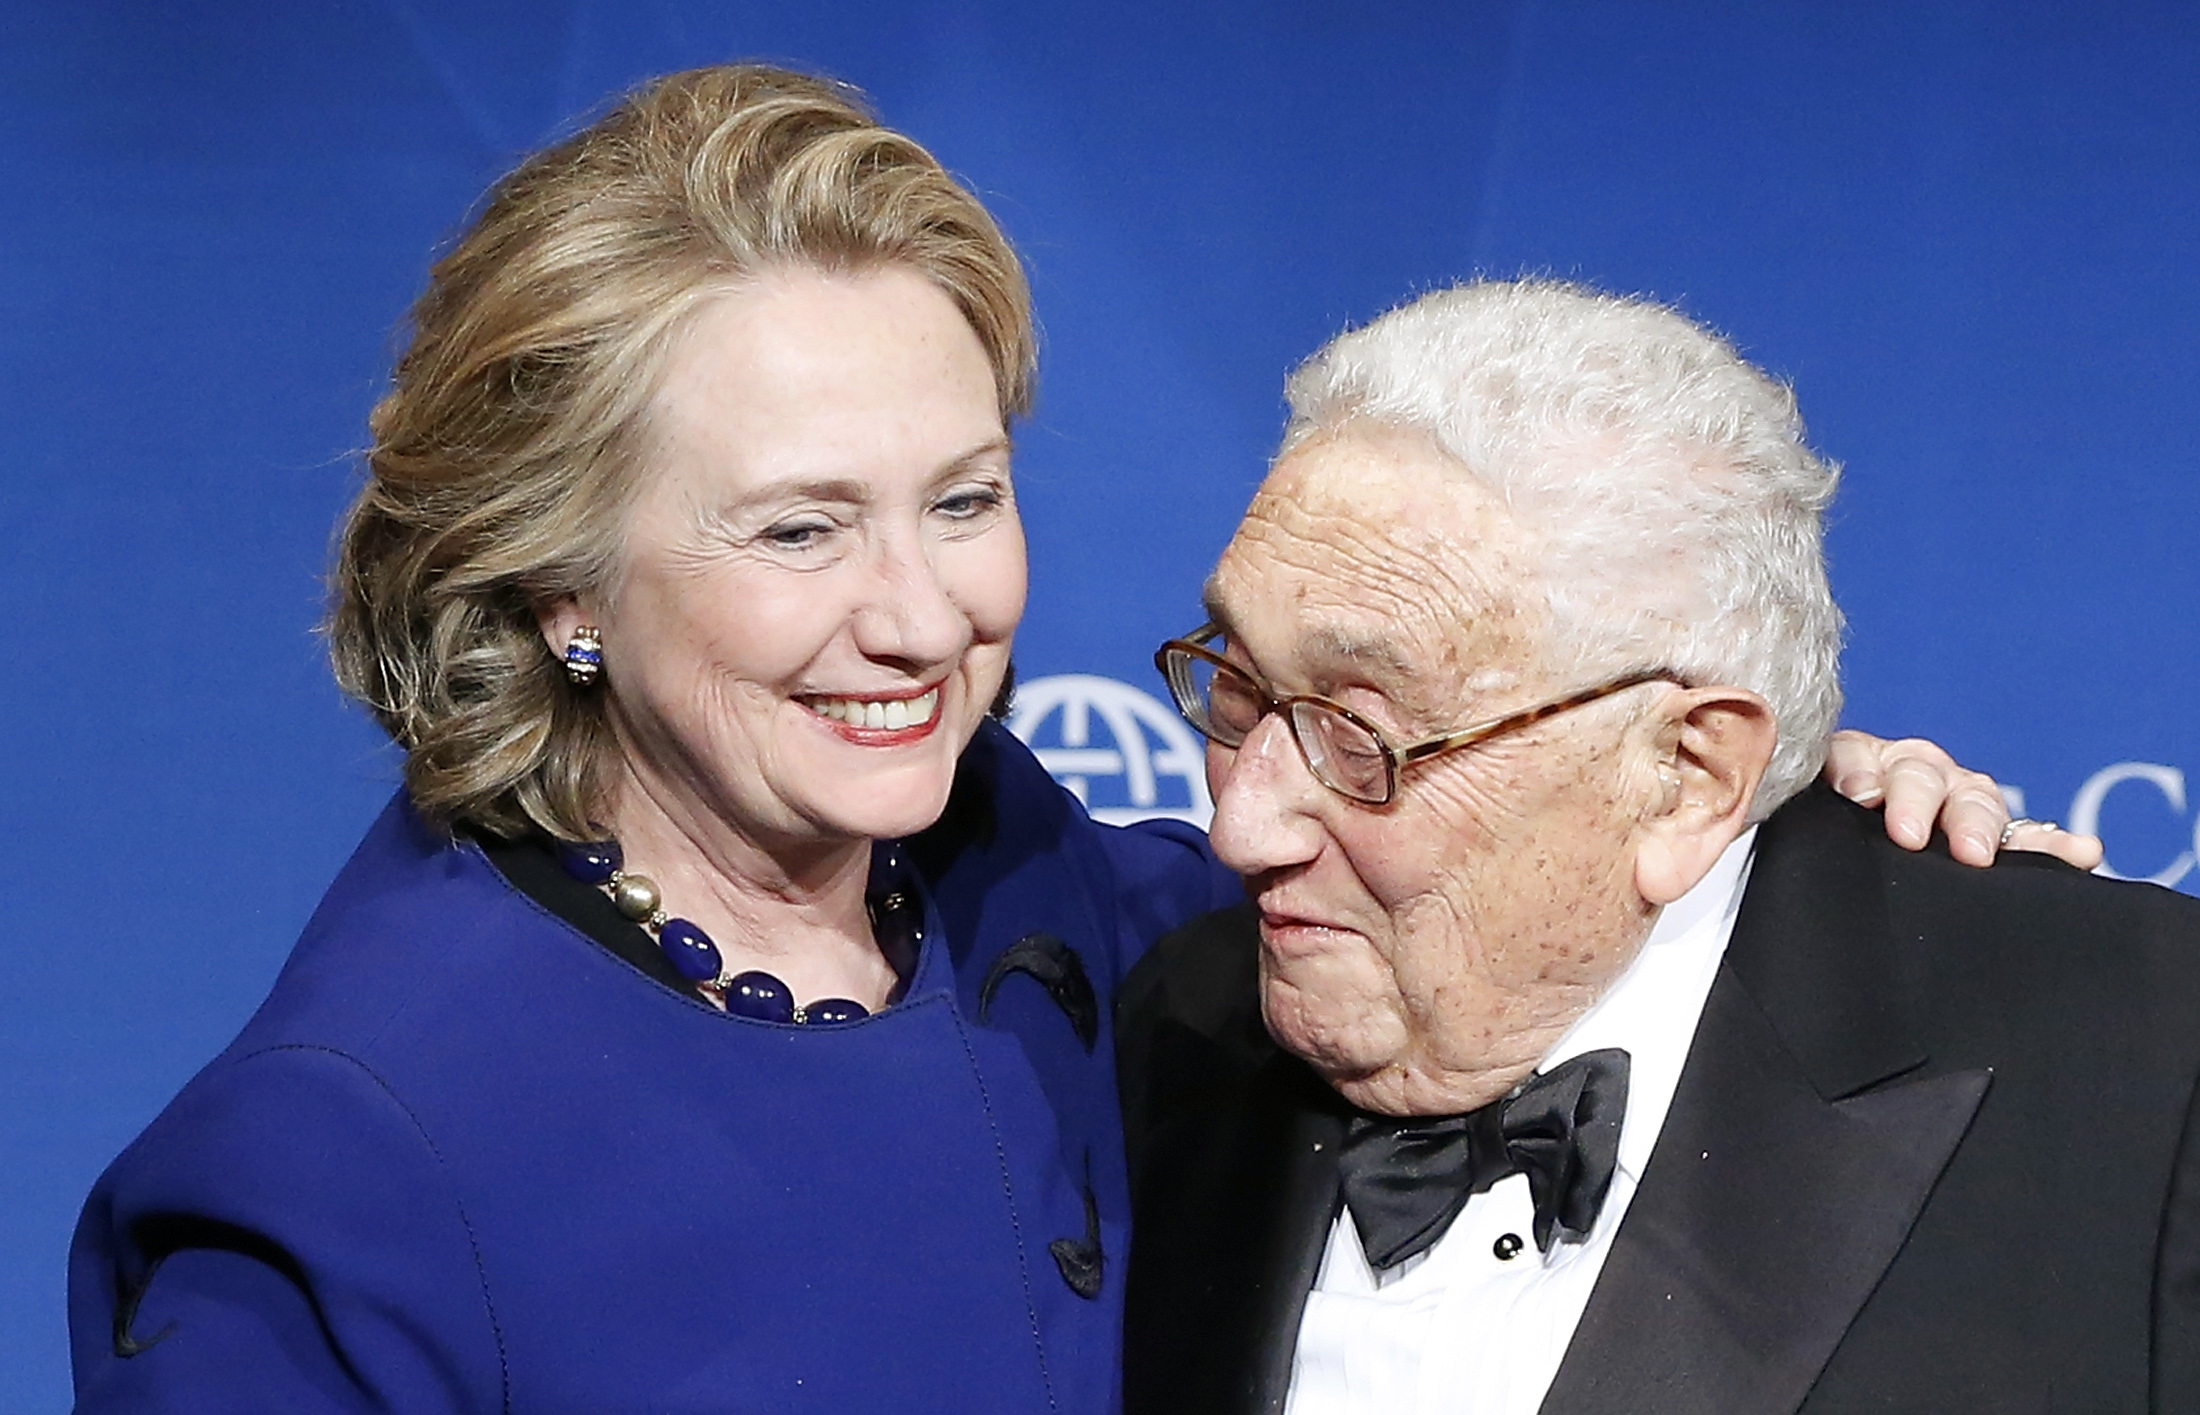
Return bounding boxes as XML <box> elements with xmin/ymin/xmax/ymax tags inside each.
<box><xmin>808</xmin><ymin>688</ymin><xmax>940</xmax><ymax>730</ymax></box>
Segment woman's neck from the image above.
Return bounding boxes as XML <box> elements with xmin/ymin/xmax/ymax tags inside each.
<box><xmin>600</xmin><ymin>769</ymin><xmax>900</xmax><ymax>1011</ymax></box>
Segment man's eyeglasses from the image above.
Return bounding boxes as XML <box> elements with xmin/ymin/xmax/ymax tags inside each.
<box><xmin>1154</xmin><ymin>624</ymin><xmax>1675</xmax><ymax>807</ymax></box>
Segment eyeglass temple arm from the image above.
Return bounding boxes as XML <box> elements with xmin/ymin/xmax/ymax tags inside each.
<box><xmin>1394</xmin><ymin>670</ymin><xmax>1676</xmax><ymax>765</ymax></box>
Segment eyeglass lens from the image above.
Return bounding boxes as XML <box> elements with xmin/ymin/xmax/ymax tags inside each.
<box><xmin>1170</xmin><ymin>649</ymin><xmax>1393</xmax><ymax>803</ymax></box>
<box><xmin>1289</xmin><ymin>701</ymin><xmax>1390</xmax><ymax>800</ymax></box>
<box><xmin>1179</xmin><ymin>653</ymin><xmax>1262</xmax><ymax>742</ymax></box>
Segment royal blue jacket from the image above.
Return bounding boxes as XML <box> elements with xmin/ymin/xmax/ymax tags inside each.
<box><xmin>69</xmin><ymin>721</ymin><xmax>1241</xmax><ymax>1414</ymax></box>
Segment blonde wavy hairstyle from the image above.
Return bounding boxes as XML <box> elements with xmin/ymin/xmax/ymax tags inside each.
<box><xmin>329</xmin><ymin>64</ymin><xmax>1035</xmax><ymax>840</ymax></box>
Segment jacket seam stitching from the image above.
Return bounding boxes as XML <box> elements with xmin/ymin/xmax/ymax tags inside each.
<box><xmin>236</xmin><ymin>1041</ymin><xmax>513</xmax><ymax>1414</ymax></box>
<box><xmin>948</xmin><ymin>1012</ymin><xmax>1060</xmax><ymax>1411</ymax></box>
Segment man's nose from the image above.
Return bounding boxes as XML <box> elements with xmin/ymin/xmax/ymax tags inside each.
<box><xmin>1205</xmin><ymin>713</ymin><xmax>1326</xmax><ymax>877</ymax></box>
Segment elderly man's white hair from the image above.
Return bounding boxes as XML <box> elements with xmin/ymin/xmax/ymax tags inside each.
<box><xmin>1279</xmin><ymin>278</ymin><xmax>1844</xmax><ymax>818</ymax></box>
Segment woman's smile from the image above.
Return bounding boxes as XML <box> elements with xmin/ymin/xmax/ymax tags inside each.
<box><xmin>801</xmin><ymin>685</ymin><xmax>945</xmax><ymax>739</ymax></box>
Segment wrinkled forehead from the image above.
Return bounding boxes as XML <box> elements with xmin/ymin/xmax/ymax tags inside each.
<box><xmin>1208</xmin><ymin>430</ymin><xmax>1551</xmax><ymax>704</ymax></box>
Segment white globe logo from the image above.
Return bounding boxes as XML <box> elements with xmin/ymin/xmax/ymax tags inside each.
<box><xmin>1006</xmin><ymin>674</ymin><xmax>1214</xmax><ymax>828</ymax></box>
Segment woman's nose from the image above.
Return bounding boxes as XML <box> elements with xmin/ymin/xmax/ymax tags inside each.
<box><xmin>851</xmin><ymin>530</ymin><xmax>967</xmax><ymax>667</ymax></box>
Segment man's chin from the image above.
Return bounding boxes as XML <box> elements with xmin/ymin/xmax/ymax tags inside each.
<box><xmin>1309</xmin><ymin>1055</ymin><xmax>1460</xmax><ymax>1118</ymax></box>
<box><xmin>1259</xmin><ymin>995</ymin><xmax>1390</xmax><ymax>1093</ymax></box>
<box><xmin>1262</xmin><ymin>1012</ymin><xmax>1531</xmax><ymax>1117</ymax></box>
<box><xmin>1335</xmin><ymin>1066</ymin><xmax>1528</xmax><ymax>1118</ymax></box>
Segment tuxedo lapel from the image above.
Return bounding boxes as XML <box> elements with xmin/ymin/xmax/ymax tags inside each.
<box><xmin>1121</xmin><ymin>908</ymin><xmax>1347</xmax><ymax>1415</ymax></box>
<box><xmin>1242</xmin><ymin>1055</ymin><xmax>1350</xmax><ymax>1413</ymax></box>
<box><xmin>1542</xmin><ymin>786</ymin><xmax>1991</xmax><ymax>1414</ymax></box>
<box><xmin>1542</xmin><ymin>966</ymin><xmax>1987</xmax><ymax>1413</ymax></box>
<box><xmin>1125</xmin><ymin>1049</ymin><xmax>1345</xmax><ymax>1415</ymax></box>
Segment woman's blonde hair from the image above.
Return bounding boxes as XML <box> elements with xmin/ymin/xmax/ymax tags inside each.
<box><xmin>328</xmin><ymin>64</ymin><xmax>1035</xmax><ymax>839</ymax></box>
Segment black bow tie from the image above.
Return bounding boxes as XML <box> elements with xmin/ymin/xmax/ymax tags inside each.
<box><xmin>1335</xmin><ymin>1048</ymin><xmax>1630</xmax><ymax>1270</ymax></box>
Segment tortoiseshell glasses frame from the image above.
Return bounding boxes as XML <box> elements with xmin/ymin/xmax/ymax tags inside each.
<box><xmin>1155</xmin><ymin>623</ymin><xmax>1676</xmax><ymax>807</ymax></box>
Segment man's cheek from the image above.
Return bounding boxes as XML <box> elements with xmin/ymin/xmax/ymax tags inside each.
<box><xmin>1263</xmin><ymin>941</ymin><xmax>1399</xmax><ymax>1026</ymax></box>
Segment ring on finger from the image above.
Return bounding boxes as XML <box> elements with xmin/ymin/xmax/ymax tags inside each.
<box><xmin>2000</xmin><ymin>817</ymin><xmax>2059</xmax><ymax>846</ymax></box>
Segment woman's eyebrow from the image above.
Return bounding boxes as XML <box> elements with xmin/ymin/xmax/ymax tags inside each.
<box><xmin>924</xmin><ymin>436</ymin><xmax>1015</xmax><ymax>486</ymax></box>
<box><xmin>717</xmin><ymin>477</ymin><xmax>868</xmax><ymax>513</ymax></box>
<box><xmin>730</xmin><ymin>438</ymin><xmax>1014</xmax><ymax>509</ymax></box>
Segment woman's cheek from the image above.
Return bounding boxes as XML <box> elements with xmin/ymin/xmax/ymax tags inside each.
<box><xmin>972</xmin><ymin>514</ymin><xmax>1029</xmax><ymax>641</ymax></box>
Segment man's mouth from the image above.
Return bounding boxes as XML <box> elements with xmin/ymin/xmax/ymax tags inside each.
<box><xmin>1256</xmin><ymin>888</ymin><xmax>1337</xmax><ymax>930</ymax></box>
<box><xmin>802</xmin><ymin>687</ymin><xmax>942</xmax><ymax>732</ymax></box>
<box><xmin>1256</xmin><ymin>901</ymin><xmax>1356</xmax><ymax>950</ymax></box>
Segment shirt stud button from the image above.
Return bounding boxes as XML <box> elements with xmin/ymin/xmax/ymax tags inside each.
<box><xmin>1493</xmin><ymin>1233</ymin><xmax>1525</xmax><ymax>1261</ymax></box>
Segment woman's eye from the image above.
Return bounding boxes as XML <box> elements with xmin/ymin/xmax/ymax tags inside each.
<box><xmin>934</xmin><ymin>487</ymin><xmax>1003</xmax><ymax>520</ymax></box>
<box><xmin>761</xmin><ymin>520</ymin><xmax>833</xmax><ymax>549</ymax></box>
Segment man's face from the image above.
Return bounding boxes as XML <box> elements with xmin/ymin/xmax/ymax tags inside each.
<box><xmin>1204</xmin><ymin>426</ymin><xmax>1663</xmax><ymax>1115</ymax></box>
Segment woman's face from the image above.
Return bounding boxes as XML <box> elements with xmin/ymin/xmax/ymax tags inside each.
<box><xmin>555</xmin><ymin>264</ymin><xmax>1027</xmax><ymax>854</ymax></box>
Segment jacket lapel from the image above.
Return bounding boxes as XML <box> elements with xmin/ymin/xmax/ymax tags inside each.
<box><xmin>1121</xmin><ymin>906</ymin><xmax>1347</xmax><ymax>1415</ymax></box>
<box><xmin>1542</xmin><ymin>787</ymin><xmax>1991</xmax><ymax>1414</ymax></box>
<box><xmin>1542</xmin><ymin>966</ymin><xmax>1987</xmax><ymax>1413</ymax></box>
<box><xmin>1242</xmin><ymin>1055</ymin><xmax>1350</xmax><ymax>1413</ymax></box>
<box><xmin>1125</xmin><ymin>1048</ymin><xmax>1345</xmax><ymax>1415</ymax></box>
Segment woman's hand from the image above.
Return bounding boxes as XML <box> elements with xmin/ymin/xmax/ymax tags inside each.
<box><xmin>1825</xmin><ymin>729</ymin><xmax>2104</xmax><ymax>871</ymax></box>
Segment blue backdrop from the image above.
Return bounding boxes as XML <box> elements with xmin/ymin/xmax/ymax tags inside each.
<box><xmin>6</xmin><ymin>3</ymin><xmax>2198</xmax><ymax>1407</ymax></box>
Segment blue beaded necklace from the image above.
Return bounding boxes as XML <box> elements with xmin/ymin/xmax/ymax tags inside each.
<box><xmin>554</xmin><ymin>838</ymin><xmax>906</xmax><ymax>1025</ymax></box>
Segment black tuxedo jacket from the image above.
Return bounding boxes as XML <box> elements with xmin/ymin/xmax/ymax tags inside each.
<box><xmin>1118</xmin><ymin>784</ymin><xmax>2200</xmax><ymax>1413</ymax></box>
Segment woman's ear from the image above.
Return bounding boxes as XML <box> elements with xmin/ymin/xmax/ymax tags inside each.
<box><xmin>1632</xmin><ymin>686</ymin><xmax>1778</xmax><ymax>906</ymax></box>
<box><xmin>536</xmin><ymin>598</ymin><xmax>592</xmax><ymax>660</ymax></box>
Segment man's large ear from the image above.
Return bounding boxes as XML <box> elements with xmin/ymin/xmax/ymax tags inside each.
<box><xmin>1632</xmin><ymin>686</ymin><xmax>1778</xmax><ymax>906</ymax></box>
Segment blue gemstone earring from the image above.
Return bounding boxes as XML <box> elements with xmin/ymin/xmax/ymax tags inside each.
<box><xmin>563</xmin><ymin>626</ymin><xmax>604</xmax><ymax>687</ymax></box>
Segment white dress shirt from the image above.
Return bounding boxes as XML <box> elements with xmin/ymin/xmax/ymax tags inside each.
<box><xmin>1284</xmin><ymin>828</ymin><xmax>1759</xmax><ymax>1415</ymax></box>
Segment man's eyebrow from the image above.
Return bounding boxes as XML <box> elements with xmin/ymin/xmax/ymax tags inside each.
<box><xmin>1199</xmin><ymin>576</ymin><xmax>1231</xmax><ymax>632</ymax></box>
<box><xmin>1195</xmin><ymin>579</ymin><xmax>1413</xmax><ymax>690</ymax></box>
<box><xmin>1304</xmin><ymin>624</ymin><xmax>1413</xmax><ymax>680</ymax></box>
